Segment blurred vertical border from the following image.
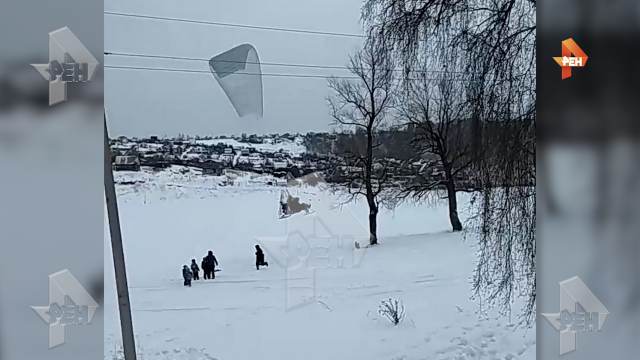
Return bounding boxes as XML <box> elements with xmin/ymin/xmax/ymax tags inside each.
<box><xmin>0</xmin><ymin>1</ymin><xmax>103</xmax><ymax>359</ymax></box>
<box><xmin>538</xmin><ymin>0</ymin><xmax>640</xmax><ymax>358</ymax></box>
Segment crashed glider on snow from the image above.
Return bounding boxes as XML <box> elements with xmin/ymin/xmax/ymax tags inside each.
<box><xmin>209</xmin><ymin>44</ymin><xmax>263</xmax><ymax>117</ymax></box>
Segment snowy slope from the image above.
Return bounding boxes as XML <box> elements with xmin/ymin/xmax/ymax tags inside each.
<box><xmin>196</xmin><ymin>137</ymin><xmax>306</xmax><ymax>156</ymax></box>
<box><xmin>105</xmin><ymin>167</ymin><xmax>534</xmax><ymax>360</ymax></box>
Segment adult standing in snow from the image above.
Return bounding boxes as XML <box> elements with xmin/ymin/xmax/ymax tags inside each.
<box><xmin>201</xmin><ymin>257</ymin><xmax>207</xmax><ymax>278</ymax></box>
<box><xmin>190</xmin><ymin>259</ymin><xmax>200</xmax><ymax>280</ymax></box>
<box><xmin>202</xmin><ymin>250</ymin><xmax>219</xmax><ymax>279</ymax></box>
<box><xmin>182</xmin><ymin>265</ymin><xmax>193</xmax><ymax>287</ymax></box>
<box><xmin>255</xmin><ymin>245</ymin><xmax>269</xmax><ymax>270</ymax></box>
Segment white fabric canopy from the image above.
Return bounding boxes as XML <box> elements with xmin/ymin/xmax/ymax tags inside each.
<box><xmin>209</xmin><ymin>44</ymin><xmax>264</xmax><ymax>117</ymax></box>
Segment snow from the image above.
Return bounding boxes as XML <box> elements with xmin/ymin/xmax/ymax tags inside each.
<box><xmin>105</xmin><ymin>166</ymin><xmax>535</xmax><ymax>360</ymax></box>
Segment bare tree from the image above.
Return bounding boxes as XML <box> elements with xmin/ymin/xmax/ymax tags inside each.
<box><xmin>398</xmin><ymin>41</ymin><xmax>474</xmax><ymax>232</ymax></box>
<box><xmin>327</xmin><ymin>34</ymin><xmax>395</xmax><ymax>245</ymax></box>
<box><xmin>401</xmin><ymin>77</ymin><xmax>471</xmax><ymax>231</ymax></box>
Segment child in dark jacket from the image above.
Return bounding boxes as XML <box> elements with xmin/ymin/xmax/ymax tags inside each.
<box><xmin>182</xmin><ymin>265</ymin><xmax>193</xmax><ymax>287</ymax></box>
<box><xmin>190</xmin><ymin>259</ymin><xmax>200</xmax><ymax>280</ymax></box>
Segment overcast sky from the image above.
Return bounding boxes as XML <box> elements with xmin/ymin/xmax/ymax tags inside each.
<box><xmin>105</xmin><ymin>0</ymin><xmax>364</xmax><ymax>137</ymax></box>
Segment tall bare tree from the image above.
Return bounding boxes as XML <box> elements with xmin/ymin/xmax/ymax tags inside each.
<box><xmin>397</xmin><ymin>36</ymin><xmax>474</xmax><ymax>232</ymax></box>
<box><xmin>327</xmin><ymin>34</ymin><xmax>395</xmax><ymax>245</ymax></box>
<box><xmin>400</xmin><ymin>73</ymin><xmax>473</xmax><ymax>231</ymax></box>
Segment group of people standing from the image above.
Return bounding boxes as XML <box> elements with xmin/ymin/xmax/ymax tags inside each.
<box><xmin>181</xmin><ymin>245</ymin><xmax>269</xmax><ymax>287</ymax></box>
<box><xmin>182</xmin><ymin>250</ymin><xmax>219</xmax><ymax>287</ymax></box>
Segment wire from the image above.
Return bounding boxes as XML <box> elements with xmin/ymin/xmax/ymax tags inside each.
<box><xmin>104</xmin><ymin>51</ymin><xmax>474</xmax><ymax>75</ymax></box>
<box><xmin>103</xmin><ymin>64</ymin><xmax>477</xmax><ymax>82</ymax></box>
<box><xmin>103</xmin><ymin>11</ymin><xmax>480</xmax><ymax>77</ymax></box>
<box><xmin>104</xmin><ymin>10</ymin><xmax>433</xmax><ymax>44</ymax></box>
<box><xmin>105</xmin><ymin>51</ymin><xmax>351</xmax><ymax>71</ymax></box>
<box><xmin>104</xmin><ymin>64</ymin><xmax>361</xmax><ymax>79</ymax></box>
<box><xmin>104</xmin><ymin>11</ymin><xmax>365</xmax><ymax>39</ymax></box>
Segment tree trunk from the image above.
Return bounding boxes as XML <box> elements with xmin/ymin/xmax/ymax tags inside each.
<box><xmin>368</xmin><ymin>206</ymin><xmax>379</xmax><ymax>245</ymax></box>
<box><xmin>446</xmin><ymin>178</ymin><xmax>463</xmax><ymax>232</ymax></box>
<box><xmin>364</xmin><ymin>124</ymin><xmax>380</xmax><ymax>245</ymax></box>
<box><xmin>442</xmin><ymin>159</ymin><xmax>462</xmax><ymax>232</ymax></box>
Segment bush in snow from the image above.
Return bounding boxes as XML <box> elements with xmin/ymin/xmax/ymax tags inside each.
<box><xmin>378</xmin><ymin>298</ymin><xmax>405</xmax><ymax>326</ymax></box>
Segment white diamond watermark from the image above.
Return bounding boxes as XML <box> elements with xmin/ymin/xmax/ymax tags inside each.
<box><xmin>31</xmin><ymin>269</ymin><xmax>99</xmax><ymax>348</ymax></box>
<box><xmin>542</xmin><ymin>276</ymin><xmax>609</xmax><ymax>355</ymax></box>
<box><xmin>31</xmin><ymin>27</ymin><xmax>99</xmax><ymax>106</ymax></box>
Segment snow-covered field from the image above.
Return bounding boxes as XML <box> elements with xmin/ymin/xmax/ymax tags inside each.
<box><xmin>195</xmin><ymin>137</ymin><xmax>306</xmax><ymax>156</ymax></box>
<box><xmin>105</xmin><ymin>166</ymin><xmax>535</xmax><ymax>360</ymax></box>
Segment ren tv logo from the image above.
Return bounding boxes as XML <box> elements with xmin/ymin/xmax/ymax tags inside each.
<box><xmin>553</xmin><ymin>38</ymin><xmax>588</xmax><ymax>80</ymax></box>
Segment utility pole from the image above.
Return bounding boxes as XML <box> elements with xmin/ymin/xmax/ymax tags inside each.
<box><xmin>104</xmin><ymin>112</ymin><xmax>137</xmax><ymax>360</ymax></box>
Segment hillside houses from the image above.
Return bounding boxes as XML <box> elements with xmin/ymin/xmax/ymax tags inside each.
<box><xmin>108</xmin><ymin>132</ymin><xmax>480</xmax><ymax>190</ymax></box>
<box><xmin>109</xmin><ymin>135</ymin><xmax>324</xmax><ymax>179</ymax></box>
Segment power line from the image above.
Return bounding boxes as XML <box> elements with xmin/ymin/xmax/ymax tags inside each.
<box><xmin>105</xmin><ymin>51</ymin><xmax>351</xmax><ymax>71</ymax></box>
<box><xmin>104</xmin><ymin>51</ymin><xmax>473</xmax><ymax>75</ymax></box>
<box><xmin>103</xmin><ymin>11</ymin><xmax>478</xmax><ymax>77</ymax></box>
<box><xmin>104</xmin><ymin>11</ymin><xmax>365</xmax><ymax>39</ymax></box>
<box><xmin>103</xmin><ymin>64</ymin><xmax>361</xmax><ymax>79</ymax></box>
<box><xmin>104</xmin><ymin>10</ymin><xmax>433</xmax><ymax>44</ymax></box>
<box><xmin>104</xmin><ymin>64</ymin><xmax>477</xmax><ymax>82</ymax></box>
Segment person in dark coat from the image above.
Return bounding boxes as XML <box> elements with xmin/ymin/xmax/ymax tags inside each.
<box><xmin>255</xmin><ymin>245</ymin><xmax>269</xmax><ymax>270</ymax></box>
<box><xmin>201</xmin><ymin>257</ymin><xmax>208</xmax><ymax>279</ymax></box>
<box><xmin>190</xmin><ymin>259</ymin><xmax>200</xmax><ymax>280</ymax></box>
<box><xmin>202</xmin><ymin>250</ymin><xmax>219</xmax><ymax>279</ymax></box>
<box><xmin>182</xmin><ymin>265</ymin><xmax>193</xmax><ymax>287</ymax></box>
